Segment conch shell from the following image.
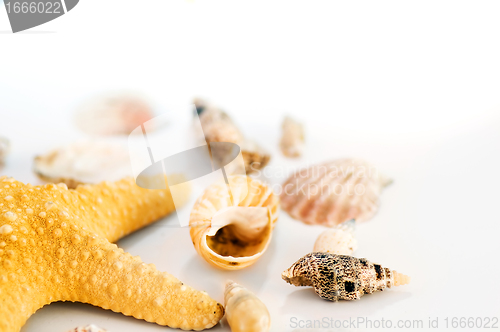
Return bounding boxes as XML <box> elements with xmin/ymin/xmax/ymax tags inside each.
<box><xmin>313</xmin><ymin>219</ymin><xmax>357</xmax><ymax>255</ymax></box>
<box><xmin>33</xmin><ymin>140</ymin><xmax>132</xmax><ymax>189</ymax></box>
<box><xmin>280</xmin><ymin>116</ymin><xmax>304</xmax><ymax>158</ymax></box>
<box><xmin>189</xmin><ymin>175</ymin><xmax>279</xmax><ymax>270</ymax></box>
<box><xmin>280</xmin><ymin>159</ymin><xmax>391</xmax><ymax>227</ymax></box>
<box><xmin>282</xmin><ymin>252</ymin><xmax>410</xmax><ymax>301</ymax></box>
<box><xmin>224</xmin><ymin>280</ymin><xmax>271</xmax><ymax>332</ymax></box>
<box><xmin>194</xmin><ymin>98</ymin><xmax>271</xmax><ymax>174</ymax></box>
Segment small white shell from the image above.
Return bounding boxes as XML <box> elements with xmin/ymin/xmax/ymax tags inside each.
<box><xmin>313</xmin><ymin>219</ymin><xmax>357</xmax><ymax>255</ymax></box>
<box><xmin>33</xmin><ymin>140</ymin><xmax>132</xmax><ymax>189</ymax></box>
<box><xmin>280</xmin><ymin>116</ymin><xmax>304</xmax><ymax>158</ymax></box>
<box><xmin>281</xmin><ymin>159</ymin><xmax>391</xmax><ymax>227</ymax></box>
<box><xmin>189</xmin><ymin>175</ymin><xmax>279</xmax><ymax>270</ymax></box>
<box><xmin>66</xmin><ymin>325</ymin><xmax>108</xmax><ymax>332</ymax></box>
<box><xmin>224</xmin><ymin>280</ymin><xmax>271</xmax><ymax>332</ymax></box>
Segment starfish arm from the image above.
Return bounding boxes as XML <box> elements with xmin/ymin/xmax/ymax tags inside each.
<box><xmin>0</xmin><ymin>281</ymin><xmax>52</xmax><ymax>332</ymax></box>
<box><xmin>66</xmin><ymin>177</ymin><xmax>190</xmax><ymax>242</ymax></box>
<box><xmin>0</xmin><ymin>176</ymin><xmax>222</xmax><ymax>332</ymax></box>
<box><xmin>65</xmin><ymin>238</ymin><xmax>224</xmax><ymax>330</ymax></box>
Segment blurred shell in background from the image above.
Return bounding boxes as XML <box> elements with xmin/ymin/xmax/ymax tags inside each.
<box><xmin>280</xmin><ymin>116</ymin><xmax>304</xmax><ymax>158</ymax></box>
<box><xmin>66</xmin><ymin>325</ymin><xmax>108</xmax><ymax>332</ymax></box>
<box><xmin>224</xmin><ymin>280</ymin><xmax>271</xmax><ymax>332</ymax></box>
<box><xmin>313</xmin><ymin>219</ymin><xmax>357</xmax><ymax>255</ymax></box>
<box><xmin>0</xmin><ymin>137</ymin><xmax>9</xmax><ymax>170</ymax></box>
<box><xmin>194</xmin><ymin>98</ymin><xmax>270</xmax><ymax>174</ymax></box>
<box><xmin>33</xmin><ymin>140</ymin><xmax>132</xmax><ymax>189</ymax></box>
<box><xmin>75</xmin><ymin>92</ymin><xmax>154</xmax><ymax>136</ymax></box>
<box><xmin>281</xmin><ymin>159</ymin><xmax>392</xmax><ymax>227</ymax></box>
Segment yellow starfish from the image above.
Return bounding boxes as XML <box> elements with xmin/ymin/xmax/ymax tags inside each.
<box><xmin>0</xmin><ymin>176</ymin><xmax>224</xmax><ymax>332</ymax></box>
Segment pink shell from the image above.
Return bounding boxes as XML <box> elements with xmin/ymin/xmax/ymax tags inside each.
<box><xmin>280</xmin><ymin>159</ymin><xmax>391</xmax><ymax>227</ymax></box>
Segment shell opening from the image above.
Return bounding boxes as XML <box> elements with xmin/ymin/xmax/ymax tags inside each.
<box><xmin>281</xmin><ymin>268</ymin><xmax>313</xmax><ymax>287</ymax></box>
<box><xmin>207</xmin><ymin>206</ymin><xmax>271</xmax><ymax>258</ymax></box>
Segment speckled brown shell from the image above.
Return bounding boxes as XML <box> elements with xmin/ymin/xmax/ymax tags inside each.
<box><xmin>189</xmin><ymin>175</ymin><xmax>279</xmax><ymax>270</ymax></box>
<box><xmin>282</xmin><ymin>252</ymin><xmax>410</xmax><ymax>301</ymax></box>
<box><xmin>280</xmin><ymin>159</ymin><xmax>391</xmax><ymax>227</ymax></box>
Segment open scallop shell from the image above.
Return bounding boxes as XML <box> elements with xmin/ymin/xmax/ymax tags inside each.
<box><xmin>33</xmin><ymin>140</ymin><xmax>132</xmax><ymax>189</ymax></box>
<box><xmin>189</xmin><ymin>175</ymin><xmax>279</xmax><ymax>270</ymax></box>
<box><xmin>281</xmin><ymin>159</ymin><xmax>391</xmax><ymax>227</ymax></box>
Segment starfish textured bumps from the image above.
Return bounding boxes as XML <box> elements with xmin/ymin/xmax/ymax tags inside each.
<box><xmin>0</xmin><ymin>176</ymin><xmax>224</xmax><ymax>332</ymax></box>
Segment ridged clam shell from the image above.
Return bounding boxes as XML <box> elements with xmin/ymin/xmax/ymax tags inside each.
<box><xmin>189</xmin><ymin>175</ymin><xmax>279</xmax><ymax>270</ymax></box>
<box><xmin>280</xmin><ymin>159</ymin><xmax>391</xmax><ymax>227</ymax></box>
<box><xmin>224</xmin><ymin>280</ymin><xmax>271</xmax><ymax>332</ymax></box>
<box><xmin>313</xmin><ymin>219</ymin><xmax>357</xmax><ymax>255</ymax></box>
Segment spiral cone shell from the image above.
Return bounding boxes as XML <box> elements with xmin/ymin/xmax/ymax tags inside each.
<box><xmin>224</xmin><ymin>280</ymin><xmax>271</xmax><ymax>332</ymax></box>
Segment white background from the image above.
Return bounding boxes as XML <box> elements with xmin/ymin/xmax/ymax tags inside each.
<box><xmin>1</xmin><ymin>1</ymin><xmax>500</xmax><ymax>331</ymax></box>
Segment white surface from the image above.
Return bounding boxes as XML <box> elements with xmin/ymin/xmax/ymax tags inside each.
<box><xmin>1</xmin><ymin>1</ymin><xmax>500</xmax><ymax>331</ymax></box>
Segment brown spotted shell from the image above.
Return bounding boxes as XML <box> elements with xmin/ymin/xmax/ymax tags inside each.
<box><xmin>189</xmin><ymin>175</ymin><xmax>279</xmax><ymax>270</ymax></box>
<box><xmin>282</xmin><ymin>252</ymin><xmax>410</xmax><ymax>301</ymax></box>
<box><xmin>280</xmin><ymin>159</ymin><xmax>391</xmax><ymax>227</ymax></box>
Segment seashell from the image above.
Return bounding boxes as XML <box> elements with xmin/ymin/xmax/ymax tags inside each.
<box><xmin>224</xmin><ymin>280</ymin><xmax>271</xmax><ymax>332</ymax></box>
<box><xmin>280</xmin><ymin>116</ymin><xmax>304</xmax><ymax>158</ymax></box>
<box><xmin>280</xmin><ymin>158</ymin><xmax>392</xmax><ymax>227</ymax></box>
<box><xmin>194</xmin><ymin>98</ymin><xmax>271</xmax><ymax>174</ymax></box>
<box><xmin>282</xmin><ymin>252</ymin><xmax>410</xmax><ymax>301</ymax></box>
<box><xmin>313</xmin><ymin>219</ymin><xmax>357</xmax><ymax>255</ymax></box>
<box><xmin>0</xmin><ymin>137</ymin><xmax>9</xmax><ymax>169</ymax></box>
<box><xmin>189</xmin><ymin>175</ymin><xmax>279</xmax><ymax>270</ymax></box>
<box><xmin>75</xmin><ymin>92</ymin><xmax>154</xmax><ymax>136</ymax></box>
<box><xmin>67</xmin><ymin>325</ymin><xmax>108</xmax><ymax>332</ymax></box>
<box><xmin>33</xmin><ymin>140</ymin><xmax>132</xmax><ymax>189</ymax></box>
